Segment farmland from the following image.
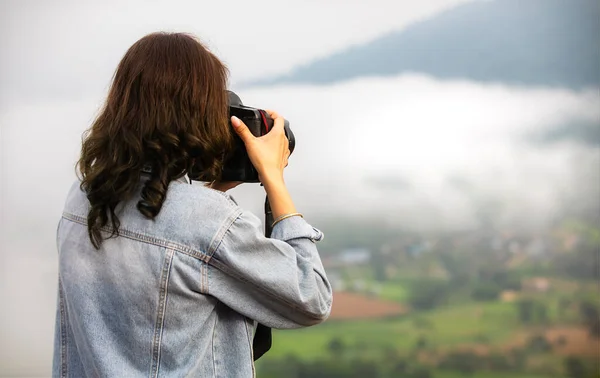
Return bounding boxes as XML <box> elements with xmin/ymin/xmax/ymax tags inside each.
<box><xmin>256</xmin><ymin>218</ymin><xmax>600</xmax><ymax>378</ymax></box>
<box><xmin>257</xmin><ymin>295</ymin><xmax>598</xmax><ymax>377</ymax></box>
<box><xmin>327</xmin><ymin>292</ymin><xmax>407</xmax><ymax>320</ymax></box>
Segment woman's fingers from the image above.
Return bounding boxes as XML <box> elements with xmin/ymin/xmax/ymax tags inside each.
<box><xmin>231</xmin><ymin>116</ymin><xmax>255</xmax><ymax>144</ymax></box>
<box><xmin>265</xmin><ymin>109</ymin><xmax>280</xmax><ymax>119</ymax></box>
<box><xmin>265</xmin><ymin>110</ymin><xmax>285</xmax><ymax>134</ymax></box>
<box><xmin>234</xmin><ymin>109</ymin><xmax>291</xmax><ymax>182</ymax></box>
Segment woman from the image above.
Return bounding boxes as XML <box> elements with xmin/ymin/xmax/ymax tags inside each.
<box><xmin>53</xmin><ymin>32</ymin><xmax>332</xmax><ymax>377</ymax></box>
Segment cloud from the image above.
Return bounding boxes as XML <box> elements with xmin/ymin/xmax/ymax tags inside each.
<box><xmin>3</xmin><ymin>74</ymin><xmax>596</xmax><ymax>242</ymax></box>
<box><xmin>231</xmin><ymin>75</ymin><xmax>600</xmax><ymax>231</ymax></box>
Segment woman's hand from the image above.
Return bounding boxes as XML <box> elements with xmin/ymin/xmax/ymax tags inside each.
<box><xmin>231</xmin><ymin>110</ymin><xmax>297</xmax><ymax>219</ymax></box>
<box><xmin>231</xmin><ymin>110</ymin><xmax>290</xmax><ymax>186</ymax></box>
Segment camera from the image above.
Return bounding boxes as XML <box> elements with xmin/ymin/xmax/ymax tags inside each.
<box><xmin>189</xmin><ymin>91</ymin><xmax>295</xmax><ymax>183</ymax></box>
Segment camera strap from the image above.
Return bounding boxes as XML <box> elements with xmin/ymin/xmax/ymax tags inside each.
<box><xmin>252</xmin><ymin>196</ymin><xmax>274</xmax><ymax>360</ymax></box>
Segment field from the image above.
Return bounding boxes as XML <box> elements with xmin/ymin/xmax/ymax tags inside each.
<box><xmin>509</xmin><ymin>327</ymin><xmax>599</xmax><ymax>357</ymax></box>
<box><xmin>264</xmin><ymin>300</ymin><xmax>523</xmax><ymax>360</ymax></box>
<box><xmin>328</xmin><ymin>291</ymin><xmax>407</xmax><ymax>320</ymax></box>
<box><xmin>257</xmin><ymin>288</ymin><xmax>599</xmax><ymax>377</ymax></box>
<box><xmin>256</xmin><ymin>220</ymin><xmax>600</xmax><ymax>377</ymax></box>
<box><xmin>434</xmin><ymin>372</ymin><xmax>551</xmax><ymax>378</ymax></box>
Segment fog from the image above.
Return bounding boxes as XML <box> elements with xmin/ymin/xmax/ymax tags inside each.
<box><xmin>235</xmin><ymin>76</ymin><xmax>600</xmax><ymax>231</ymax></box>
<box><xmin>1</xmin><ymin>72</ymin><xmax>599</xmax><ymax>375</ymax></box>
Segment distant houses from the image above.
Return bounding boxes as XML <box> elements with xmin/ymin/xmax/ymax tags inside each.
<box><xmin>522</xmin><ymin>277</ymin><xmax>551</xmax><ymax>293</ymax></box>
<box><xmin>325</xmin><ymin>248</ymin><xmax>371</xmax><ymax>268</ymax></box>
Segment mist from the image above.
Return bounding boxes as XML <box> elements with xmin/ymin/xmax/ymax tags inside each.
<box><xmin>1</xmin><ymin>73</ymin><xmax>599</xmax><ymax>375</ymax></box>
<box><xmin>235</xmin><ymin>75</ymin><xmax>600</xmax><ymax>231</ymax></box>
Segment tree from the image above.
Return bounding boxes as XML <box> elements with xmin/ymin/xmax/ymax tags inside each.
<box><xmin>516</xmin><ymin>299</ymin><xmax>535</xmax><ymax>323</ymax></box>
<box><xmin>300</xmin><ymin>360</ymin><xmax>351</xmax><ymax>378</ymax></box>
<box><xmin>350</xmin><ymin>360</ymin><xmax>380</xmax><ymax>378</ymax></box>
<box><xmin>536</xmin><ymin>302</ymin><xmax>549</xmax><ymax>324</ymax></box>
<box><xmin>554</xmin><ymin>238</ymin><xmax>600</xmax><ymax>280</ymax></box>
<box><xmin>438</xmin><ymin>351</ymin><xmax>480</xmax><ymax>374</ymax></box>
<box><xmin>526</xmin><ymin>334</ymin><xmax>552</xmax><ymax>354</ymax></box>
<box><xmin>392</xmin><ymin>360</ymin><xmax>409</xmax><ymax>375</ymax></box>
<box><xmin>557</xmin><ymin>297</ymin><xmax>572</xmax><ymax>321</ymax></box>
<box><xmin>579</xmin><ymin>301</ymin><xmax>599</xmax><ymax>322</ymax></box>
<box><xmin>371</xmin><ymin>250</ymin><xmax>388</xmax><ymax>282</ymax></box>
<box><xmin>564</xmin><ymin>356</ymin><xmax>586</xmax><ymax>378</ymax></box>
<box><xmin>579</xmin><ymin>300</ymin><xmax>600</xmax><ymax>338</ymax></box>
<box><xmin>588</xmin><ymin>319</ymin><xmax>600</xmax><ymax>338</ymax></box>
<box><xmin>410</xmin><ymin>281</ymin><xmax>449</xmax><ymax>310</ymax></box>
<box><xmin>486</xmin><ymin>354</ymin><xmax>512</xmax><ymax>371</ymax></box>
<box><xmin>508</xmin><ymin>348</ymin><xmax>527</xmax><ymax>370</ymax></box>
<box><xmin>414</xmin><ymin>335</ymin><xmax>429</xmax><ymax>350</ymax></box>
<box><xmin>327</xmin><ymin>337</ymin><xmax>345</xmax><ymax>358</ymax></box>
<box><xmin>411</xmin><ymin>367</ymin><xmax>433</xmax><ymax>378</ymax></box>
<box><xmin>471</xmin><ymin>282</ymin><xmax>501</xmax><ymax>301</ymax></box>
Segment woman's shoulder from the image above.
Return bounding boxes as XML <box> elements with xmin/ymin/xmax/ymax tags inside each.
<box><xmin>158</xmin><ymin>180</ymin><xmax>243</xmax><ymax>229</ymax></box>
<box><xmin>62</xmin><ymin>178</ymin><xmax>244</xmax><ymax>252</ymax></box>
<box><xmin>164</xmin><ymin>180</ymin><xmax>239</xmax><ymax>211</ymax></box>
<box><xmin>146</xmin><ymin>181</ymin><xmax>244</xmax><ymax>250</ymax></box>
<box><xmin>62</xmin><ymin>178</ymin><xmax>240</xmax><ymax>222</ymax></box>
<box><xmin>62</xmin><ymin>180</ymin><xmax>90</xmax><ymax>218</ymax></box>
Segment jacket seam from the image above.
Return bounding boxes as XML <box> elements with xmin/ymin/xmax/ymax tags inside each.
<box><xmin>204</xmin><ymin>261</ymin><xmax>209</xmax><ymax>295</ymax></box>
<box><xmin>206</xmin><ymin>207</ymin><xmax>244</xmax><ymax>258</ymax></box>
<box><xmin>205</xmin><ymin>262</ymin><xmax>208</xmax><ymax>295</ymax></box>
<box><xmin>61</xmin><ymin>212</ymin><xmax>211</xmax><ymax>263</ymax></box>
<box><xmin>201</xmin><ymin>185</ymin><xmax>238</xmax><ymax>206</ymax></box>
<box><xmin>58</xmin><ymin>277</ymin><xmax>68</xmax><ymax>378</ymax></box>
<box><xmin>244</xmin><ymin>319</ymin><xmax>256</xmax><ymax>378</ymax></box>
<box><xmin>150</xmin><ymin>246</ymin><xmax>175</xmax><ymax>378</ymax></box>
<box><xmin>208</xmin><ymin>254</ymin><xmax>329</xmax><ymax>322</ymax></box>
<box><xmin>208</xmin><ymin>212</ymin><xmax>330</xmax><ymax>322</ymax></box>
<box><xmin>200</xmin><ymin>262</ymin><xmax>205</xmax><ymax>294</ymax></box>
<box><xmin>211</xmin><ymin>314</ymin><xmax>218</xmax><ymax>378</ymax></box>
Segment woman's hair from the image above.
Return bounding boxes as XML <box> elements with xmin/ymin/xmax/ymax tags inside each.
<box><xmin>78</xmin><ymin>32</ymin><xmax>232</xmax><ymax>248</ymax></box>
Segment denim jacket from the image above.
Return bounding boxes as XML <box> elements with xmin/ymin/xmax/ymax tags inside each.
<box><xmin>53</xmin><ymin>177</ymin><xmax>332</xmax><ymax>377</ymax></box>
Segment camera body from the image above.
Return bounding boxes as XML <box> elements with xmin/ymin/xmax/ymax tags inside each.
<box><xmin>189</xmin><ymin>91</ymin><xmax>295</xmax><ymax>183</ymax></box>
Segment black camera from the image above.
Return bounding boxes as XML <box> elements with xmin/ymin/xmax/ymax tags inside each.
<box><xmin>189</xmin><ymin>91</ymin><xmax>295</xmax><ymax>183</ymax></box>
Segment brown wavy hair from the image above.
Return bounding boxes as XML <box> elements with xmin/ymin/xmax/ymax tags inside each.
<box><xmin>78</xmin><ymin>32</ymin><xmax>232</xmax><ymax>248</ymax></box>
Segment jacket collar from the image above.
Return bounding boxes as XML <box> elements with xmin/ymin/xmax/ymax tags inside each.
<box><xmin>141</xmin><ymin>164</ymin><xmax>190</xmax><ymax>184</ymax></box>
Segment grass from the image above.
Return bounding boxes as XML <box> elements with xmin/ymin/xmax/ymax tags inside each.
<box><xmin>265</xmin><ymin>318</ymin><xmax>406</xmax><ymax>360</ymax></box>
<box><xmin>434</xmin><ymin>371</ymin><xmax>552</xmax><ymax>378</ymax></box>
<box><xmin>263</xmin><ymin>301</ymin><xmax>521</xmax><ymax>361</ymax></box>
<box><xmin>257</xmin><ymin>280</ymin><xmax>598</xmax><ymax>376</ymax></box>
<box><xmin>422</xmin><ymin>301</ymin><xmax>518</xmax><ymax>345</ymax></box>
<box><xmin>377</xmin><ymin>282</ymin><xmax>411</xmax><ymax>302</ymax></box>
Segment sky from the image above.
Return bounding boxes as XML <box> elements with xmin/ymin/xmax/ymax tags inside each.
<box><xmin>1</xmin><ymin>0</ymin><xmax>599</xmax><ymax>376</ymax></box>
<box><xmin>0</xmin><ymin>0</ymin><xmax>472</xmax><ymax>106</ymax></box>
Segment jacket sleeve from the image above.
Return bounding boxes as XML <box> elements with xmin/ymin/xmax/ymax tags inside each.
<box><xmin>205</xmin><ymin>209</ymin><xmax>333</xmax><ymax>329</ymax></box>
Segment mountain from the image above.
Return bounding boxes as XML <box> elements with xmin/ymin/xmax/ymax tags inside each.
<box><xmin>249</xmin><ymin>0</ymin><xmax>600</xmax><ymax>88</ymax></box>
